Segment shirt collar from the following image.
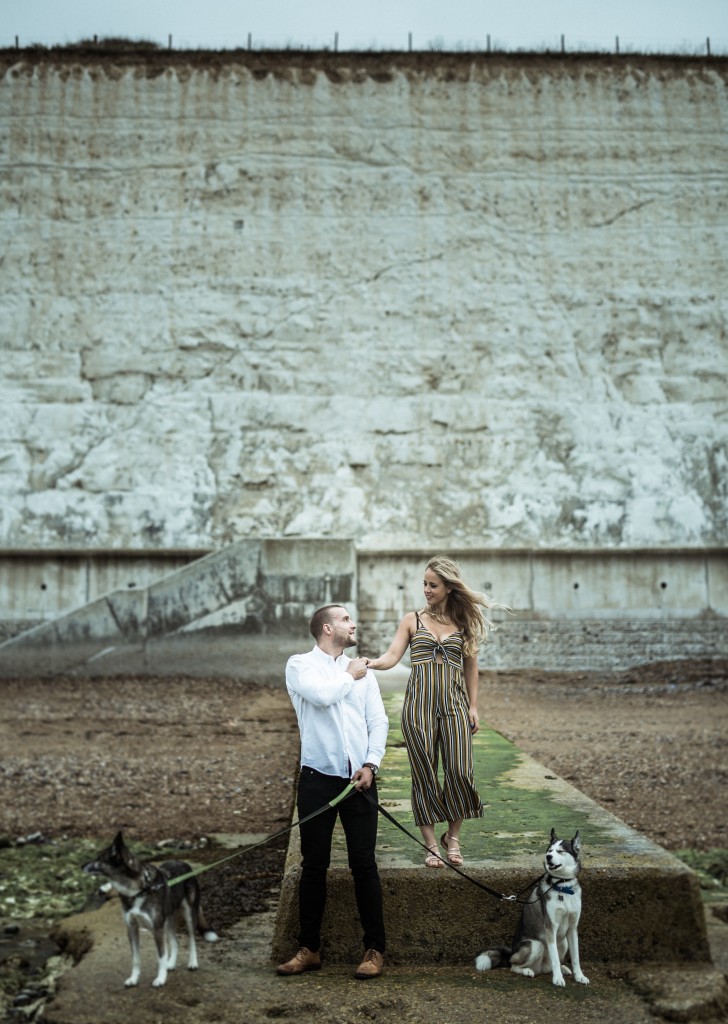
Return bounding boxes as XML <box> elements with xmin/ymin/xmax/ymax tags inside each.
<box><xmin>312</xmin><ymin>644</ymin><xmax>348</xmax><ymax>667</ymax></box>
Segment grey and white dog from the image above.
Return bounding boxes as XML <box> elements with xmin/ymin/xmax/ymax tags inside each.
<box><xmin>83</xmin><ymin>831</ymin><xmax>218</xmax><ymax>988</ymax></box>
<box><xmin>475</xmin><ymin>829</ymin><xmax>589</xmax><ymax>987</ymax></box>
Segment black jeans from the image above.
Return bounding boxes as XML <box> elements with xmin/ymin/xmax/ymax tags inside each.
<box><xmin>297</xmin><ymin>766</ymin><xmax>386</xmax><ymax>954</ymax></box>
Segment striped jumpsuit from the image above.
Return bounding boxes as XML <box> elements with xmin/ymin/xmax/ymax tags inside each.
<box><xmin>402</xmin><ymin>612</ymin><xmax>483</xmax><ymax>826</ymax></box>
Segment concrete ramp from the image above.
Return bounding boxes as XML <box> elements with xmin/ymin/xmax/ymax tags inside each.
<box><xmin>272</xmin><ymin>686</ymin><xmax>709</xmax><ymax>966</ymax></box>
<box><xmin>0</xmin><ymin>539</ymin><xmax>356</xmax><ymax>680</ymax></box>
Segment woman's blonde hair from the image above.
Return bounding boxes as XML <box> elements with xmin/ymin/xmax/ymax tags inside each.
<box><xmin>426</xmin><ymin>555</ymin><xmax>504</xmax><ymax>657</ymax></box>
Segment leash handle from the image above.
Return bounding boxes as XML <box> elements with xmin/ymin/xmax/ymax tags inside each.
<box><xmin>329</xmin><ymin>780</ymin><xmax>357</xmax><ymax>807</ymax></box>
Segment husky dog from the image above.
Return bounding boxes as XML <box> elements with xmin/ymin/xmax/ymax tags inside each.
<box><xmin>475</xmin><ymin>829</ymin><xmax>589</xmax><ymax>987</ymax></box>
<box><xmin>83</xmin><ymin>831</ymin><xmax>218</xmax><ymax>988</ymax></box>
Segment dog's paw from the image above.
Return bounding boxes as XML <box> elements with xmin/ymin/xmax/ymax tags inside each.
<box><xmin>204</xmin><ymin>930</ymin><xmax>219</xmax><ymax>943</ymax></box>
<box><xmin>552</xmin><ymin>974</ymin><xmax>566</xmax><ymax>987</ymax></box>
<box><xmin>561</xmin><ymin>964</ymin><xmax>572</xmax><ymax>975</ymax></box>
<box><xmin>474</xmin><ymin>953</ymin><xmax>492</xmax><ymax>972</ymax></box>
<box><xmin>575</xmin><ymin>973</ymin><xmax>590</xmax><ymax>985</ymax></box>
<box><xmin>124</xmin><ymin>977</ymin><xmax>139</xmax><ymax>988</ymax></box>
<box><xmin>151</xmin><ymin>977</ymin><xmax>167</xmax><ymax>988</ymax></box>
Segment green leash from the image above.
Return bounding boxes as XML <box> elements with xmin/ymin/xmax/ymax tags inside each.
<box><xmin>166</xmin><ymin>781</ymin><xmax>356</xmax><ymax>888</ymax></box>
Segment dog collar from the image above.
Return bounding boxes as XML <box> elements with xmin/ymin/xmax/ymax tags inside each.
<box><xmin>551</xmin><ymin>880</ymin><xmax>575</xmax><ymax>895</ymax></box>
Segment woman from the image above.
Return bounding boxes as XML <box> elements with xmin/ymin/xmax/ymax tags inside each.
<box><xmin>366</xmin><ymin>556</ymin><xmax>501</xmax><ymax>868</ymax></box>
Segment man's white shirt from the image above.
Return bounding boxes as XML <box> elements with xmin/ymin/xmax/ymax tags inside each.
<box><xmin>286</xmin><ymin>645</ymin><xmax>388</xmax><ymax>778</ymax></box>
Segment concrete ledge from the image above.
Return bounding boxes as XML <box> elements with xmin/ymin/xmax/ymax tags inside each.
<box><xmin>272</xmin><ymin>690</ymin><xmax>709</xmax><ymax>966</ymax></box>
<box><xmin>272</xmin><ymin>862</ymin><xmax>706</xmax><ymax>966</ymax></box>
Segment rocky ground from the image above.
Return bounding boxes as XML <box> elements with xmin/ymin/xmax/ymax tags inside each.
<box><xmin>480</xmin><ymin>658</ymin><xmax>728</xmax><ymax>852</ymax></box>
<box><xmin>0</xmin><ymin>659</ymin><xmax>727</xmax><ymax>1022</ymax></box>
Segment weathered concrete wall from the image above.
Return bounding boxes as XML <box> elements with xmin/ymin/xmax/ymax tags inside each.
<box><xmin>5</xmin><ymin>544</ymin><xmax>726</xmax><ymax>638</ymax></box>
<box><xmin>1</xmin><ymin>542</ymin><xmax>725</xmax><ymax>674</ymax></box>
<box><xmin>0</xmin><ymin>538</ymin><xmax>356</xmax><ymax>679</ymax></box>
<box><xmin>358</xmin><ymin>548</ymin><xmax>728</xmax><ymax>622</ymax></box>
<box><xmin>1</xmin><ymin>52</ymin><xmax>727</xmax><ymax>553</ymax></box>
<box><xmin>357</xmin><ymin>547</ymin><xmax>728</xmax><ymax>668</ymax></box>
<box><xmin>0</xmin><ymin>548</ymin><xmax>206</xmax><ymax>640</ymax></box>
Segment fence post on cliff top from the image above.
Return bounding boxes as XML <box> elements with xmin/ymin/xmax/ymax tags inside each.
<box><xmin>408</xmin><ymin>32</ymin><xmax>413</xmax><ymax>52</ymax></box>
<box><xmin>168</xmin><ymin>34</ymin><xmax>172</xmax><ymax>50</ymax></box>
<box><xmin>706</xmin><ymin>37</ymin><xmax>711</xmax><ymax>56</ymax></box>
<box><xmin>247</xmin><ymin>32</ymin><xmax>252</xmax><ymax>50</ymax></box>
<box><xmin>615</xmin><ymin>35</ymin><xmax>620</xmax><ymax>54</ymax></box>
<box><xmin>334</xmin><ymin>31</ymin><xmax>338</xmax><ymax>52</ymax></box>
<box><xmin>560</xmin><ymin>34</ymin><xmax>565</xmax><ymax>53</ymax></box>
<box><xmin>487</xmin><ymin>33</ymin><xmax>491</xmax><ymax>52</ymax></box>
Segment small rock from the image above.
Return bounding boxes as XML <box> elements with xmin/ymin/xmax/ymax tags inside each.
<box><xmin>16</xmin><ymin>832</ymin><xmax>46</xmax><ymax>846</ymax></box>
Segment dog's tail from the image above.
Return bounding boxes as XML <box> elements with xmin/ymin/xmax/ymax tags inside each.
<box><xmin>475</xmin><ymin>947</ymin><xmax>510</xmax><ymax>972</ymax></box>
<box><xmin>196</xmin><ymin>906</ymin><xmax>219</xmax><ymax>943</ymax></box>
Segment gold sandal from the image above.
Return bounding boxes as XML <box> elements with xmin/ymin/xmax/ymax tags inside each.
<box><xmin>441</xmin><ymin>832</ymin><xmax>463</xmax><ymax>867</ymax></box>
<box><xmin>425</xmin><ymin>844</ymin><xmax>444</xmax><ymax>868</ymax></box>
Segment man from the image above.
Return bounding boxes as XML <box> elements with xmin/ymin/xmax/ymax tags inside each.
<box><xmin>277</xmin><ymin>603</ymin><xmax>389</xmax><ymax>980</ymax></box>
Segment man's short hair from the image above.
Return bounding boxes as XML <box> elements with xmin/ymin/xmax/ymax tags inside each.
<box><xmin>309</xmin><ymin>604</ymin><xmax>345</xmax><ymax>640</ymax></box>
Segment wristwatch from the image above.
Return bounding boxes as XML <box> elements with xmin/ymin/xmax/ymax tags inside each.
<box><xmin>363</xmin><ymin>762</ymin><xmax>379</xmax><ymax>776</ymax></box>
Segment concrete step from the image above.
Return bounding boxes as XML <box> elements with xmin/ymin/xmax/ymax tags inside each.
<box><xmin>272</xmin><ymin>685</ymin><xmax>709</xmax><ymax>967</ymax></box>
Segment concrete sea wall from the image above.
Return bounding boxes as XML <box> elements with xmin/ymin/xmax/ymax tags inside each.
<box><xmin>1</xmin><ymin>539</ymin><xmax>725</xmax><ymax>675</ymax></box>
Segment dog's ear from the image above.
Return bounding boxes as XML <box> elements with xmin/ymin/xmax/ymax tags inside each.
<box><xmin>572</xmin><ymin>831</ymin><xmax>581</xmax><ymax>855</ymax></box>
<box><xmin>112</xmin><ymin>830</ymin><xmax>125</xmax><ymax>850</ymax></box>
<box><xmin>550</xmin><ymin>828</ymin><xmax>557</xmax><ymax>844</ymax></box>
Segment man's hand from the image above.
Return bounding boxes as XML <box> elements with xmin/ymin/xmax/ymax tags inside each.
<box><xmin>351</xmin><ymin>765</ymin><xmax>375</xmax><ymax>790</ymax></box>
<box><xmin>346</xmin><ymin>657</ymin><xmax>369</xmax><ymax>680</ymax></box>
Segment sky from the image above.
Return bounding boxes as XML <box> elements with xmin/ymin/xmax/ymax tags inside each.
<box><xmin>4</xmin><ymin>0</ymin><xmax>727</xmax><ymax>54</ymax></box>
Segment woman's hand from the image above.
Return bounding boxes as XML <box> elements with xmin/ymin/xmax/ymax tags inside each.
<box><xmin>469</xmin><ymin>707</ymin><xmax>480</xmax><ymax>735</ymax></box>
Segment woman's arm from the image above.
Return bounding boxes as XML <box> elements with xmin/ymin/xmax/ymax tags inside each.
<box><xmin>463</xmin><ymin>651</ymin><xmax>480</xmax><ymax>734</ymax></box>
<box><xmin>365</xmin><ymin>612</ymin><xmax>416</xmax><ymax>671</ymax></box>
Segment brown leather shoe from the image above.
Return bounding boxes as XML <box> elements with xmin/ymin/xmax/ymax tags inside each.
<box><xmin>276</xmin><ymin>946</ymin><xmax>322</xmax><ymax>976</ymax></box>
<box><xmin>354</xmin><ymin>948</ymin><xmax>384</xmax><ymax>979</ymax></box>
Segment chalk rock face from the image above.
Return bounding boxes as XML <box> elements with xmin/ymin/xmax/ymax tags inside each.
<box><xmin>0</xmin><ymin>56</ymin><xmax>726</xmax><ymax>550</ymax></box>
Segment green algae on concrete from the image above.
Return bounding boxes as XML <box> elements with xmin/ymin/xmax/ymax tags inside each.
<box><xmin>374</xmin><ymin>692</ymin><xmax>613</xmax><ymax>866</ymax></box>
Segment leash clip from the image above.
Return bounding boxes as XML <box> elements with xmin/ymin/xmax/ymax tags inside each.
<box><xmin>501</xmin><ymin>894</ymin><xmax>517</xmax><ymax>902</ymax></box>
